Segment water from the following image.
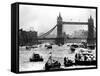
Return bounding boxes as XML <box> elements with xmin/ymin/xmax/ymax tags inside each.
<box><xmin>19</xmin><ymin>44</ymin><xmax>96</xmax><ymax>71</ymax></box>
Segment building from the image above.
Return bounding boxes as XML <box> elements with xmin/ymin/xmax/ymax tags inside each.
<box><xmin>19</xmin><ymin>29</ymin><xmax>38</xmax><ymax>46</ymax></box>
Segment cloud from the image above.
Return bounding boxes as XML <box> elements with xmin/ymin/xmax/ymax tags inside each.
<box><xmin>19</xmin><ymin>5</ymin><xmax>96</xmax><ymax>35</ymax></box>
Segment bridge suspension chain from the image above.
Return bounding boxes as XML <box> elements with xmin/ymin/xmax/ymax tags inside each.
<box><xmin>39</xmin><ymin>25</ymin><xmax>57</xmax><ymax>38</ymax></box>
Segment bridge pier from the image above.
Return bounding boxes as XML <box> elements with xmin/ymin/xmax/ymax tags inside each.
<box><xmin>55</xmin><ymin>38</ymin><xmax>64</xmax><ymax>45</ymax></box>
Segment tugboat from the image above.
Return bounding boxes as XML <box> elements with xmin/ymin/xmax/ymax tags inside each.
<box><xmin>26</xmin><ymin>46</ymin><xmax>31</xmax><ymax>50</ymax></box>
<box><xmin>70</xmin><ymin>45</ymin><xmax>76</xmax><ymax>53</ymax></box>
<box><xmin>75</xmin><ymin>49</ymin><xmax>96</xmax><ymax>65</ymax></box>
<box><xmin>45</xmin><ymin>56</ymin><xmax>61</xmax><ymax>70</ymax></box>
<box><xmin>30</xmin><ymin>53</ymin><xmax>43</xmax><ymax>62</ymax></box>
<box><xmin>64</xmin><ymin>57</ymin><xmax>74</xmax><ymax>67</ymax></box>
<box><xmin>45</xmin><ymin>44</ymin><xmax>52</xmax><ymax>49</ymax></box>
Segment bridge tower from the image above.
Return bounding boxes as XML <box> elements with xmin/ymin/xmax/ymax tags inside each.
<box><xmin>56</xmin><ymin>13</ymin><xmax>64</xmax><ymax>45</ymax></box>
<box><xmin>87</xmin><ymin>16</ymin><xmax>95</xmax><ymax>45</ymax></box>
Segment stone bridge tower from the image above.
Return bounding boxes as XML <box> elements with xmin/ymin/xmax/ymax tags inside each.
<box><xmin>56</xmin><ymin>13</ymin><xmax>64</xmax><ymax>45</ymax></box>
<box><xmin>87</xmin><ymin>16</ymin><xmax>95</xmax><ymax>45</ymax></box>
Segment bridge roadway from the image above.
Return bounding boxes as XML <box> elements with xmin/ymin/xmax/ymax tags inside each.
<box><xmin>63</xmin><ymin>21</ymin><xmax>88</xmax><ymax>25</ymax></box>
<box><xmin>36</xmin><ymin>38</ymin><xmax>96</xmax><ymax>44</ymax></box>
<box><xmin>37</xmin><ymin>38</ymin><xmax>96</xmax><ymax>40</ymax></box>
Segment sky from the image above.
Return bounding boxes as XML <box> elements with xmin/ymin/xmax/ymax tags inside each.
<box><xmin>19</xmin><ymin>4</ymin><xmax>96</xmax><ymax>35</ymax></box>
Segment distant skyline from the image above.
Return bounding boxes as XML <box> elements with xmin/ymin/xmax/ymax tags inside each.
<box><xmin>19</xmin><ymin>5</ymin><xmax>96</xmax><ymax>35</ymax></box>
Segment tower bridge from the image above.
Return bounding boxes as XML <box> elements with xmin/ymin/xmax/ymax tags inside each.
<box><xmin>38</xmin><ymin>13</ymin><xmax>95</xmax><ymax>45</ymax></box>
